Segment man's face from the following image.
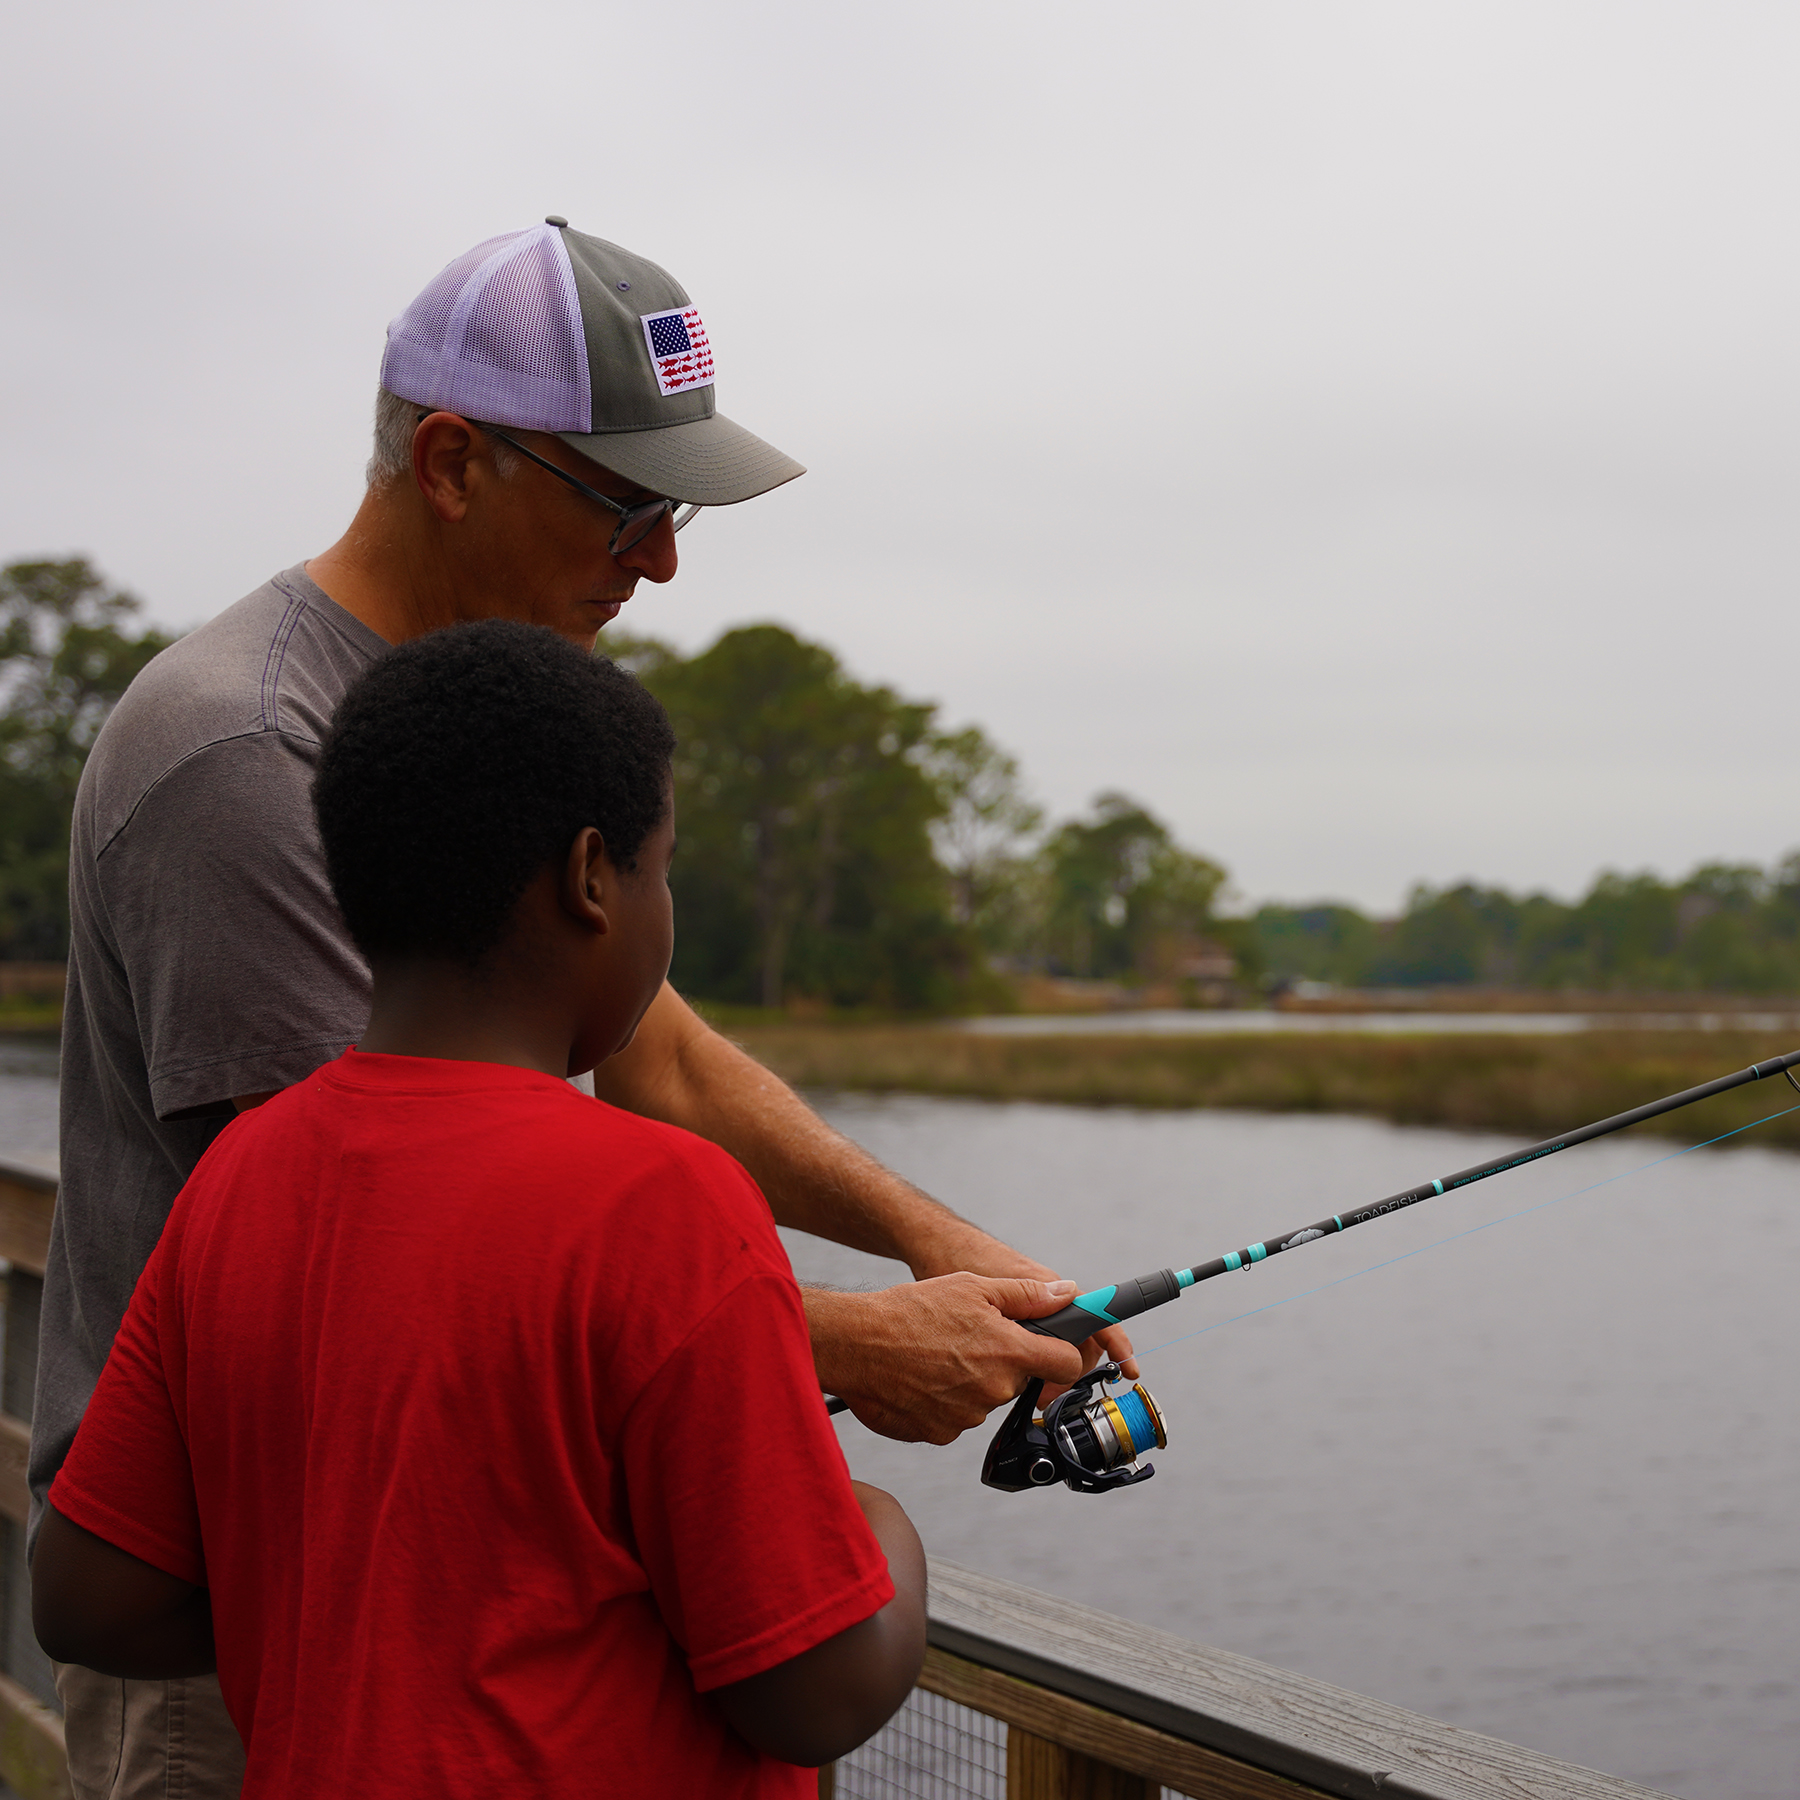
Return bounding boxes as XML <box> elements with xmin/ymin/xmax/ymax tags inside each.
<box><xmin>451</xmin><ymin>424</ymin><xmax>680</xmax><ymax>648</ymax></box>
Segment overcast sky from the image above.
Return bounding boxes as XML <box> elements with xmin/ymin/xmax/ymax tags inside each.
<box><xmin>4</xmin><ymin>2</ymin><xmax>1796</xmax><ymax>913</ymax></box>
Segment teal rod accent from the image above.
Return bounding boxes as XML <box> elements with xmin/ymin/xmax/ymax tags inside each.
<box><xmin>1073</xmin><ymin>1284</ymin><xmax>1121</xmax><ymax>1324</ymax></box>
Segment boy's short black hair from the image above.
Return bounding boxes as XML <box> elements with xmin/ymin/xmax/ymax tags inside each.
<box><xmin>315</xmin><ymin>620</ymin><xmax>676</xmax><ymax>964</ymax></box>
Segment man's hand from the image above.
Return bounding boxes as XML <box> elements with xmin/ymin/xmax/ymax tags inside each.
<box><xmin>895</xmin><ymin>1216</ymin><xmax>1138</xmax><ymax>1384</ymax></box>
<box><xmin>808</xmin><ymin>1275</ymin><xmax>1115</xmax><ymax>1444</ymax></box>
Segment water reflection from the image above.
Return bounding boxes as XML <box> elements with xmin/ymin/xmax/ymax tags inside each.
<box><xmin>0</xmin><ymin>1038</ymin><xmax>58</xmax><ymax>1170</ymax></box>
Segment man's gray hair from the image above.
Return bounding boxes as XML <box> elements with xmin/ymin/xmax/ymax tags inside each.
<box><xmin>366</xmin><ymin>388</ymin><xmax>521</xmax><ymax>489</ymax></box>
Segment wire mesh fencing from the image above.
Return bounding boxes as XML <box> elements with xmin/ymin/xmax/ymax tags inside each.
<box><xmin>831</xmin><ymin>1685</ymin><xmax>1195</xmax><ymax>1798</ymax></box>
<box><xmin>834</xmin><ymin>1689</ymin><xmax>1005</xmax><ymax>1799</ymax></box>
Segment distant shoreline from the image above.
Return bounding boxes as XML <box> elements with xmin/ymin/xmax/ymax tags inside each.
<box><xmin>728</xmin><ymin>1023</ymin><xmax>1800</xmax><ymax>1150</ymax></box>
<box><xmin>12</xmin><ymin>1002</ymin><xmax>1799</xmax><ymax>1150</ymax></box>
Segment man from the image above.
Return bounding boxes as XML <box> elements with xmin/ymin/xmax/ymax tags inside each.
<box><xmin>35</xmin><ymin>219</ymin><xmax>1129</xmax><ymax>1795</ymax></box>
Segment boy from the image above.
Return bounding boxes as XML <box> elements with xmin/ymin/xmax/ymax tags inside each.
<box><xmin>32</xmin><ymin>620</ymin><xmax>926</xmax><ymax>1795</ymax></box>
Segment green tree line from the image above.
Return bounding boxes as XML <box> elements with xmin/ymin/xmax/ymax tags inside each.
<box><xmin>8</xmin><ymin>556</ymin><xmax>1800</xmax><ymax>1005</ymax></box>
<box><xmin>1254</xmin><ymin>863</ymin><xmax>1800</xmax><ymax>995</ymax></box>
<box><xmin>611</xmin><ymin>627</ymin><xmax>1232</xmax><ymax>1010</ymax></box>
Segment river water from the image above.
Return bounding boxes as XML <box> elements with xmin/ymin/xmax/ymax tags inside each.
<box><xmin>795</xmin><ymin>1091</ymin><xmax>1800</xmax><ymax>1800</ymax></box>
<box><xmin>3</xmin><ymin>1047</ymin><xmax>1794</xmax><ymax>1797</ymax></box>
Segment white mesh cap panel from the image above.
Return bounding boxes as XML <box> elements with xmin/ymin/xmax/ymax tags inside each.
<box><xmin>381</xmin><ymin>227</ymin><xmax>592</xmax><ymax>432</ymax></box>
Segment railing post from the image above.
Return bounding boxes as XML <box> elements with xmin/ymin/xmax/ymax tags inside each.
<box><xmin>1007</xmin><ymin>1728</ymin><xmax>1149</xmax><ymax>1799</ymax></box>
<box><xmin>2</xmin><ymin>1265</ymin><xmax>54</xmax><ymax>1709</ymax></box>
<box><xmin>0</xmin><ymin>1156</ymin><xmax>72</xmax><ymax>1798</ymax></box>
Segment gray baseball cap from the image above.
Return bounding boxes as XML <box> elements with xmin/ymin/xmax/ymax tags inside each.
<box><xmin>380</xmin><ymin>218</ymin><xmax>804</xmax><ymax>506</ymax></box>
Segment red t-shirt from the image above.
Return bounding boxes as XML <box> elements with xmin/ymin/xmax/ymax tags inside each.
<box><xmin>52</xmin><ymin>1050</ymin><xmax>893</xmax><ymax>1797</ymax></box>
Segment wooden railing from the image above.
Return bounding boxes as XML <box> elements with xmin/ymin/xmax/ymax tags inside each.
<box><xmin>822</xmin><ymin>1560</ymin><xmax>1681</xmax><ymax>1798</ymax></box>
<box><xmin>0</xmin><ymin>1158</ymin><xmax>1680</xmax><ymax>1800</ymax></box>
<box><xmin>0</xmin><ymin>1154</ymin><xmax>71</xmax><ymax>1800</ymax></box>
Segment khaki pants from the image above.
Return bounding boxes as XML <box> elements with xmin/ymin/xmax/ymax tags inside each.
<box><xmin>54</xmin><ymin>1664</ymin><xmax>245</xmax><ymax>1800</ymax></box>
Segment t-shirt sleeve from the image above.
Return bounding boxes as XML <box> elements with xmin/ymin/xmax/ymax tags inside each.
<box><xmin>48</xmin><ymin>1247</ymin><xmax>205</xmax><ymax>1586</ymax></box>
<box><xmin>621</xmin><ymin>1268</ymin><xmax>895</xmax><ymax>1693</ymax></box>
<box><xmin>95</xmin><ymin>732</ymin><xmax>370</xmax><ymax>1119</ymax></box>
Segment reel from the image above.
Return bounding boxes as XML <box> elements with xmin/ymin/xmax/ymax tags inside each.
<box><xmin>980</xmin><ymin>1362</ymin><xmax>1168</xmax><ymax>1495</ymax></box>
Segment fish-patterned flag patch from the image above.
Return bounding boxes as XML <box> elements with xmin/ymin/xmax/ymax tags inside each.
<box><xmin>641</xmin><ymin>306</ymin><xmax>715</xmax><ymax>397</ymax></box>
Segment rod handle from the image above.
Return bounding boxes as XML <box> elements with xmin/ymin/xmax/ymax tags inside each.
<box><xmin>1021</xmin><ymin>1303</ymin><xmax>1114</xmax><ymax>1344</ymax></box>
<box><xmin>1021</xmin><ymin>1267</ymin><xmax>1183</xmax><ymax>1343</ymax></box>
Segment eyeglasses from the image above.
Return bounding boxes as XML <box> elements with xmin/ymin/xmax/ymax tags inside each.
<box><xmin>421</xmin><ymin>415</ymin><xmax>701</xmax><ymax>554</ymax></box>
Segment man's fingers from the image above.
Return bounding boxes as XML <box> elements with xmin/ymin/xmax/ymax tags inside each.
<box><xmin>983</xmin><ymin>1278</ymin><xmax>1146</xmax><ymax>1385</ymax></box>
<box><xmin>984</xmin><ymin>1276</ymin><xmax>1078</xmax><ymax>1320</ymax></box>
<box><xmin>841</xmin><ymin>1397</ymin><xmax>963</xmax><ymax>1446</ymax></box>
<box><xmin>1092</xmin><ymin>1323</ymin><xmax>1138</xmax><ymax>1379</ymax></box>
<box><xmin>972</xmin><ymin>1281</ymin><xmax>1140</xmax><ymax>1379</ymax></box>
<box><xmin>978</xmin><ymin>1276</ymin><xmax>1086</xmax><ymax>1383</ymax></box>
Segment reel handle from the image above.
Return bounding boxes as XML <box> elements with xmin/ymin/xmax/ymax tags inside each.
<box><xmin>1021</xmin><ymin>1267</ymin><xmax>1184</xmax><ymax>1344</ymax></box>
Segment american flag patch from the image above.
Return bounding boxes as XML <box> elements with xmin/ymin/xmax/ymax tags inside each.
<box><xmin>640</xmin><ymin>306</ymin><xmax>715</xmax><ymax>398</ymax></box>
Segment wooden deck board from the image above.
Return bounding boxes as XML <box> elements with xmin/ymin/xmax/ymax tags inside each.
<box><xmin>0</xmin><ymin>1168</ymin><xmax>55</xmax><ymax>1280</ymax></box>
<box><xmin>927</xmin><ymin>1559</ymin><xmax>1678</xmax><ymax>1800</ymax></box>
<box><xmin>0</xmin><ymin>1415</ymin><xmax>29</xmax><ymax>1528</ymax></box>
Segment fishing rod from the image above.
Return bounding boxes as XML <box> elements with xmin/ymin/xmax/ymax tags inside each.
<box><xmin>974</xmin><ymin>1046</ymin><xmax>1800</xmax><ymax>1496</ymax></box>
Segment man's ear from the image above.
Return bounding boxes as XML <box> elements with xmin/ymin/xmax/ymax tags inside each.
<box><xmin>411</xmin><ymin>411</ymin><xmax>484</xmax><ymax>524</ymax></box>
<box><xmin>561</xmin><ymin>827</ymin><xmax>611</xmax><ymax>934</ymax></box>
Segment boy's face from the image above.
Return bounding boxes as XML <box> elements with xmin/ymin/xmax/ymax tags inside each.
<box><xmin>575</xmin><ymin>793</ymin><xmax>677</xmax><ymax>1073</ymax></box>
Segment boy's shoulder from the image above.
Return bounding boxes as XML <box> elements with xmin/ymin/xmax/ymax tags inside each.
<box><xmin>209</xmin><ymin>1053</ymin><xmax>775</xmax><ymax>1253</ymax></box>
<box><xmin>179</xmin><ymin>1056</ymin><xmax>793</xmax><ymax>1382</ymax></box>
<box><xmin>562</xmin><ymin>1089</ymin><xmax>768</xmax><ymax>1216</ymax></box>
<box><xmin>530</xmin><ymin>1089</ymin><xmax>781</xmax><ymax>1278</ymax></box>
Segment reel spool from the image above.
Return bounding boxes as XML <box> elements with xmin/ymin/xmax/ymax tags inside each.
<box><xmin>980</xmin><ymin>1362</ymin><xmax>1167</xmax><ymax>1495</ymax></box>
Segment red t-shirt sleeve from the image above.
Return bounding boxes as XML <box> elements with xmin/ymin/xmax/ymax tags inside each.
<box><xmin>622</xmin><ymin>1267</ymin><xmax>894</xmax><ymax>1693</ymax></box>
<box><xmin>49</xmin><ymin>1246</ymin><xmax>205</xmax><ymax>1587</ymax></box>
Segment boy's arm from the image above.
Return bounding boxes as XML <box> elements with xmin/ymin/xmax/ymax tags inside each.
<box><xmin>713</xmin><ymin>1482</ymin><xmax>925</xmax><ymax>1767</ymax></box>
<box><xmin>32</xmin><ymin>1504</ymin><xmax>215</xmax><ymax>1678</ymax></box>
<box><xmin>593</xmin><ymin>984</ymin><xmax>1136</xmax><ymax>1439</ymax></box>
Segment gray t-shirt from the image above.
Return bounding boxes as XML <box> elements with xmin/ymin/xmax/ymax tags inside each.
<box><xmin>31</xmin><ymin>565</ymin><xmax>387</xmax><ymax>1526</ymax></box>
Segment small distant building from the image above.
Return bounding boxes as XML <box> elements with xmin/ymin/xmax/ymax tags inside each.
<box><xmin>1172</xmin><ymin>940</ymin><xmax>1237</xmax><ymax>983</ymax></box>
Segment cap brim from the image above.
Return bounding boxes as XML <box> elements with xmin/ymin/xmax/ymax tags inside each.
<box><xmin>556</xmin><ymin>410</ymin><xmax>804</xmax><ymax>507</ymax></box>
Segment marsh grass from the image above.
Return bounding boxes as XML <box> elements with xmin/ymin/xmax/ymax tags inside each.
<box><xmin>726</xmin><ymin>1024</ymin><xmax>1800</xmax><ymax>1150</ymax></box>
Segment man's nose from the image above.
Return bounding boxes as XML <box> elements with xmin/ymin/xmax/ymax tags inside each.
<box><xmin>617</xmin><ymin>511</ymin><xmax>679</xmax><ymax>585</ymax></box>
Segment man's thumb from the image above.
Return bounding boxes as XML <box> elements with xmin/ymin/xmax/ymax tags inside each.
<box><xmin>989</xmin><ymin>1277</ymin><xmax>1079</xmax><ymax>1320</ymax></box>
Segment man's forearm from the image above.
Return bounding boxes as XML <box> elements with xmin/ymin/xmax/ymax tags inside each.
<box><xmin>594</xmin><ymin>985</ymin><xmax>1137</xmax><ymax>1442</ymax></box>
<box><xmin>594</xmin><ymin>984</ymin><xmax>1038</xmax><ymax>1278</ymax></box>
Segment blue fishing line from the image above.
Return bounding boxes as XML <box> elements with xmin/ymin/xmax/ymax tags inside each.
<box><xmin>1134</xmin><ymin>1101</ymin><xmax>1800</xmax><ymax>1363</ymax></box>
<box><xmin>1113</xmin><ymin>1384</ymin><xmax>1159</xmax><ymax>1453</ymax></box>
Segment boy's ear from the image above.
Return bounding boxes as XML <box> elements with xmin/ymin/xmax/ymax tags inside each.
<box><xmin>561</xmin><ymin>828</ymin><xmax>611</xmax><ymax>933</ymax></box>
